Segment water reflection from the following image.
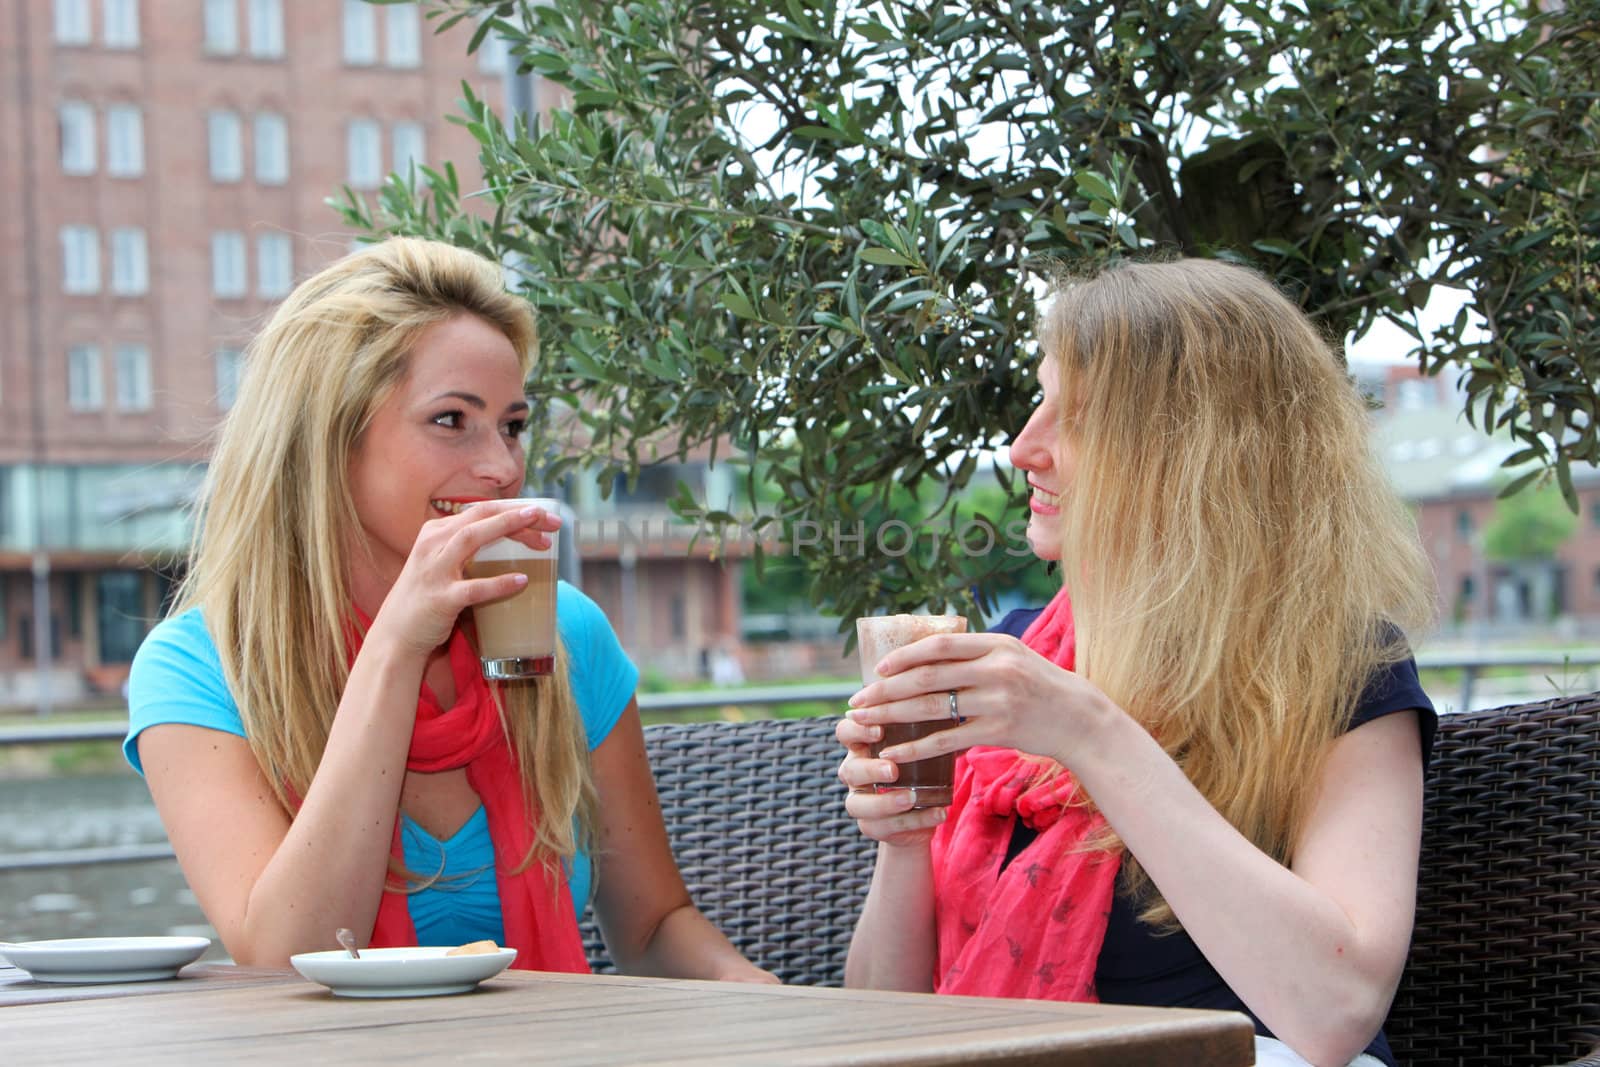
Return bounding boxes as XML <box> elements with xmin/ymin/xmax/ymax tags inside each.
<box><xmin>0</xmin><ymin>773</ymin><xmax>225</xmax><ymax>960</ymax></box>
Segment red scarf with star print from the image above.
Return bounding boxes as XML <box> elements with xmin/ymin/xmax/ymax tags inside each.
<box><xmin>929</xmin><ymin>588</ymin><xmax>1122</xmax><ymax>1001</ymax></box>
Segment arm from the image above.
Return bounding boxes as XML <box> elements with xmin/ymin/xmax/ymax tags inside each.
<box><xmin>137</xmin><ymin>503</ymin><xmax>558</xmax><ymax>966</ymax></box>
<box><xmin>1071</xmin><ymin>708</ymin><xmax>1421</xmax><ymax>1067</ymax></box>
<box><xmin>853</xmin><ymin>633</ymin><xmax>1423</xmax><ymax>1067</ymax></box>
<box><xmin>835</xmin><ymin>718</ymin><xmax>942</xmax><ymax>992</ymax></box>
<box><xmin>138</xmin><ymin>631</ymin><xmax>426</xmax><ymax>967</ymax></box>
<box><xmin>588</xmin><ymin>699</ymin><xmax>776</xmax><ymax>982</ymax></box>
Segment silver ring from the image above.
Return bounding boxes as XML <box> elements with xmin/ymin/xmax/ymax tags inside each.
<box><xmin>949</xmin><ymin>689</ymin><xmax>961</xmax><ymax>723</ymax></box>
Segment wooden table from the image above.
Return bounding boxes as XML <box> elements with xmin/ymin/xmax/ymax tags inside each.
<box><xmin>2</xmin><ymin>963</ymin><xmax>1256</xmax><ymax>1066</ymax></box>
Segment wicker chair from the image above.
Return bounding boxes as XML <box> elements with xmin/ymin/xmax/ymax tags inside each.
<box><xmin>581</xmin><ymin>696</ymin><xmax>1600</xmax><ymax>1067</ymax></box>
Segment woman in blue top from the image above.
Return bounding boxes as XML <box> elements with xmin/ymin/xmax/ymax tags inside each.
<box><xmin>837</xmin><ymin>259</ymin><xmax>1436</xmax><ymax>1066</ymax></box>
<box><xmin>127</xmin><ymin>237</ymin><xmax>771</xmax><ymax>980</ymax></box>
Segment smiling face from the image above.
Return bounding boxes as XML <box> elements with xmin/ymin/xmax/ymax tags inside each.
<box><xmin>347</xmin><ymin>313</ymin><xmax>530</xmax><ymax>597</ymax></box>
<box><xmin>1006</xmin><ymin>355</ymin><xmax>1076</xmax><ymax>561</ymax></box>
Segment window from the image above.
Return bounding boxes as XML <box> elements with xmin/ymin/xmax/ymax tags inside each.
<box><xmin>68</xmin><ymin>344</ymin><xmax>104</xmax><ymax>410</ymax></box>
<box><xmin>59</xmin><ymin>102</ymin><xmax>96</xmax><ymax>175</ymax></box>
<box><xmin>215</xmin><ymin>348</ymin><xmax>243</xmax><ymax>409</ymax></box>
<box><xmin>203</xmin><ymin>0</ymin><xmax>238</xmax><ymax>54</ymax></box>
<box><xmin>211</xmin><ymin>231</ymin><xmax>247</xmax><ymax>297</ymax></box>
<box><xmin>114</xmin><ymin>343</ymin><xmax>152</xmax><ymax>411</ymax></box>
<box><xmin>477</xmin><ymin>17</ymin><xmax>509</xmax><ymax>73</ymax></box>
<box><xmin>1461</xmin><ymin>574</ymin><xmax>1476</xmax><ymax>601</ymax></box>
<box><xmin>54</xmin><ymin>0</ymin><xmax>91</xmax><ymax>45</ymax></box>
<box><xmin>103</xmin><ymin>0</ymin><xmax>139</xmax><ymax>47</ymax></box>
<box><xmin>256</xmin><ymin>232</ymin><xmax>292</xmax><ymax>298</ymax></box>
<box><xmin>106</xmin><ymin>104</ymin><xmax>143</xmax><ymax>176</ymax></box>
<box><xmin>346</xmin><ymin>119</ymin><xmax>382</xmax><ymax>188</ymax></box>
<box><xmin>97</xmin><ymin>571</ymin><xmax>148</xmax><ymax>663</ymax></box>
<box><xmin>110</xmin><ymin>227</ymin><xmax>148</xmax><ymax>295</ymax></box>
<box><xmin>207</xmin><ymin>110</ymin><xmax>243</xmax><ymax>182</ymax></box>
<box><xmin>254</xmin><ymin>112</ymin><xmax>288</xmax><ymax>184</ymax></box>
<box><xmin>391</xmin><ymin>121</ymin><xmax>425</xmax><ymax>176</ymax></box>
<box><xmin>246</xmin><ymin>0</ymin><xmax>283</xmax><ymax>58</ymax></box>
<box><xmin>342</xmin><ymin>0</ymin><xmax>377</xmax><ymax>65</ymax></box>
<box><xmin>384</xmin><ymin>4</ymin><xmax>420</xmax><ymax>67</ymax></box>
<box><xmin>60</xmin><ymin>225</ymin><xmax>100</xmax><ymax>294</ymax></box>
<box><xmin>1456</xmin><ymin>509</ymin><xmax>1474</xmax><ymax>540</ymax></box>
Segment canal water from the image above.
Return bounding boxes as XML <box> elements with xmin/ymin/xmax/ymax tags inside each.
<box><xmin>0</xmin><ymin>771</ymin><xmax>227</xmax><ymax>959</ymax></box>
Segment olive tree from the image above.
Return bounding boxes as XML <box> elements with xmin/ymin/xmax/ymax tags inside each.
<box><xmin>342</xmin><ymin>0</ymin><xmax>1599</xmax><ymax>623</ymax></box>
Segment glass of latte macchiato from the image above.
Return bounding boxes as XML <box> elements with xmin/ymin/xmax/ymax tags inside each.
<box><xmin>467</xmin><ymin>498</ymin><xmax>560</xmax><ymax>680</ymax></box>
<box><xmin>855</xmin><ymin>613</ymin><xmax>968</xmax><ymax>809</ymax></box>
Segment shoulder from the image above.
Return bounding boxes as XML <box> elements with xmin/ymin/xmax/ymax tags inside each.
<box><xmin>130</xmin><ymin>609</ymin><xmax>226</xmax><ymax>690</ymax></box>
<box><xmin>1348</xmin><ymin>650</ymin><xmax>1438</xmax><ymax>768</ymax></box>
<box><xmin>125</xmin><ymin>608</ymin><xmax>246</xmax><ymax>775</ymax></box>
<box><xmin>556</xmin><ymin>582</ymin><xmax>639</xmax><ymax>751</ymax></box>
<box><xmin>988</xmin><ymin>607</ymin><xmax>1045</xmax><ymax>640</ymax></box>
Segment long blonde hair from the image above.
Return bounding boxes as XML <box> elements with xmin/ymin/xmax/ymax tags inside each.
<box><xmin>173</xmin><ymin>237</ymin><xmax>596</xmax><ymax>872</ymax></box>
<box><xmin>1042</xmin><ymin>258</ymin><xmax>1434</xmax><ymax>927</ymax></box>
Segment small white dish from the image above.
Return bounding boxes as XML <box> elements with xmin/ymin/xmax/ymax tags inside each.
<box><xmin>289</xmin><ymin>946</ymin><xmax>517</xmax><ymax>998</ymax></box>
<box><xmin>0</xmin><ymin>936</ymin><xmax>211</xmax><ymax>983</ymax></box>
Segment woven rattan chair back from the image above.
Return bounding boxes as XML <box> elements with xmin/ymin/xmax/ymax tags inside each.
<box><xmin>1388</xmin><ymin>692</ymin><xmax>1600</xmax><ymax>1067</ymax></box>
<box><xmin>579</xmin><ymin>716</ymin><xmax>873</xmax><ymax>985</ymax></box>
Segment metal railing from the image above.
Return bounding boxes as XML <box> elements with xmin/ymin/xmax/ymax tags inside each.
<box><xmin>5</xmin><ymin>651</ymin><xmax>1600</xmax><ymax>872</ymax></box>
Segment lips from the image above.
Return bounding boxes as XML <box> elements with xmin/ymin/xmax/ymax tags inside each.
<box><xmin>1028</xmin><ymin>483</ymin><xmax>1061</xmax><ymax>515</ymax></box>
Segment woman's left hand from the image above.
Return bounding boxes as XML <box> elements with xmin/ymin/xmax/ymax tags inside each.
<box><xmin>847</xmin><ymin>633</ymin><xmax>1116</xmax><ymax>768</ymax></box>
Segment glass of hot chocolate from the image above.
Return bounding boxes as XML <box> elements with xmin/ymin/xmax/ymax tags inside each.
<box><xmin>855</xmin><ymin>613</ymin><xmax>968</xmax><ymax>809</ymax></box>
<box><xmin>467</xmin><ymin>497</ymin><xmax>560</xmax><ymax>680</ymax></box>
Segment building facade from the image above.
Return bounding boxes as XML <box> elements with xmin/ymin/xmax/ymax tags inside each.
<box><xmin>0</xmin><ymin>0</ymin><xmax>744</xmax><ymax>708</ymax></box>
<box><xmin>1368</xmin><ymin>364</ymin><xmax>1600</xmax><ymax>638</ymax></box>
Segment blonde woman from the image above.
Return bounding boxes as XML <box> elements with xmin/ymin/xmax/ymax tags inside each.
<box><xmin>838</xmin><ymin>259</ymin><xmax>1435</xmax><ymax>1067</ymax></box>
<box><xmin>126</xmin><ymin>237</ymin><xmax>771</xmax><ymax>981</ymax></box>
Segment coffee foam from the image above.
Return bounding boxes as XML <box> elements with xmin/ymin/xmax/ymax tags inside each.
<box><xmin>473</xmin><ymin>498</ymin><xmax>561</xmax><ymax>562</ymax></box>
<box><xmin>856</xmin><ymin>614</ymin><xmax>967</xmax><ymax>680</ymax></box>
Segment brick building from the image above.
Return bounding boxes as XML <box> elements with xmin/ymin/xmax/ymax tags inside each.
<box><xmin>1368</xmin><ymin>364</ymin><xmax>1600</xmax><ymax>636</ymax></box>
<box><xmin>0</xmin><ymin>0</ymin><xmax>744</xmax><ymax>708</ymax></box>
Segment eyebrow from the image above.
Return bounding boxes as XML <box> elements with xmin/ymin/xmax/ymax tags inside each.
<box><xmin>428</xmin><ymin>391</ymin><xmax>531</xmax><ymax>415</ymax></box>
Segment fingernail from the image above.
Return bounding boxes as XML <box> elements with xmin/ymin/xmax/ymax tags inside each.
<box><xmin>511</xmin><ymin>572</ymin><xmax>529</xmax><ymax>586</ymax></box>
<box><xmin>876</xmin><ymin>764</ymin><xmax>896</xmax><ymax>783</ymax></box>
<box><xmin>847</xmin><ymin>693</ymin><xmax>864</xmax><ymax>708</ymax></box>
<box><xmin>520</xmin><ymin>505</ymin><xmax>540</xmax><ymax>517</ymax></box>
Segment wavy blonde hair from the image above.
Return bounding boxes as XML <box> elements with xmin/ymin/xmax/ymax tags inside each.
<box><xmin>1042</xmin><ymin>258</ymin><xmax>1435</xmax><ymax>927</ymax></box>
<box><xmin>172</xmin><ymin>237</ymin><xmax>595</xmax><ymax>875</ymax></box>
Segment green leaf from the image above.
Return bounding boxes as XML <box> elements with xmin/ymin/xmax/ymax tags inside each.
<box><xmin>860</xmin><ymin>247</ymin><xmax>919</xmax><ymax>267</ymax></box>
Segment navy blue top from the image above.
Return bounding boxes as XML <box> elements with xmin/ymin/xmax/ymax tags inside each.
<box><xmin>990</xmin><ymin>607</ymin><xmax>1435</xmax><ymax>1067</ymax></box>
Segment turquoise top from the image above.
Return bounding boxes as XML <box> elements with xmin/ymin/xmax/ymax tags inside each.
<box><xmin>125</xmin><ymin>582</ymin><xmax>638</xmax><ymax>932</ymax></box>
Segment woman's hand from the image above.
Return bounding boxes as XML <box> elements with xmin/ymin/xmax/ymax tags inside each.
<box><xmin>845</xmin><ymin>633</ymin><xmax>1118</xmax><ymax>771</ymax></box>
<box><xmin>368</xmin><ymin>501</ymin><xmax>561</xmax><ymax>657</ymax></box>
<box><xmin>835</xmin><ymin>717</ymin><xmax>947</xmax><ymax>846</ymax></box>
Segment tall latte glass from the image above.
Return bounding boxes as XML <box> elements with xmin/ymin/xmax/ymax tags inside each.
<box><xmin>467</xmin><ymin>498</ymin><xmax>559</xmax><ymax>680</ymax></box>
<box><xmin>855</xmin><ymin>614</ymin><xmax>968</xmax><ymax>809</ymax></box>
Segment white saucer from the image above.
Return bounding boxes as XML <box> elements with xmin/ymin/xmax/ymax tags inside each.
<box><xmin>0</xmin><ymin>936</ymin><xmax>211</xmax><ymax>983</ymax></box>
<box><xmin>289</xmin><ymin>946</ymin><xmax>517</xmax><ymax>998</ymax></box>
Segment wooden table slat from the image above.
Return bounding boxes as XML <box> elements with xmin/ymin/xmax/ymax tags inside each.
<box><xmin>4</xmin><ymin>966</ymin><xmax>1256</xmax><ymax>1066</ymax></box>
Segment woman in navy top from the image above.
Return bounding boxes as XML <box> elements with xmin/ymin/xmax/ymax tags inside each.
<box><xmin>838</xmin><ymin>259</ymin><xmax>1436</xmax><ymax>1067</ymax></box>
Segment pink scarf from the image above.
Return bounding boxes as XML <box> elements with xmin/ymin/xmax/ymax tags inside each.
<box><xmin>930</xmin><ymin>588</ymin><xmax>1122</xmax><ymax>1001</ymax></box>
<box><xmin>353</xmin><ymin>624</ymin><xmax>589</xmax><ymax>972</ymax></box>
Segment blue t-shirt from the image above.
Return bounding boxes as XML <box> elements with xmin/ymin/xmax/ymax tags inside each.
<box><xmin>125</xmin><ymin>582</ymin><xmax>638</xmax><ymax>940</ymax></box>
<box><xmin>989</xmin><ymin>607</ymin><xmax>1434</xmax><ymax>1067</ymax></box>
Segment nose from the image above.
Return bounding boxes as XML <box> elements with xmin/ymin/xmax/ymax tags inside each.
<box><xmin>474</xmin><ymin>431</ymin><xmax>524</xmax><ymax>493</ymax></box>
<box><xmin>1008</xmin><ymin>404</ymin><xmax>1054</xmax><ymax>475</ymax></box>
